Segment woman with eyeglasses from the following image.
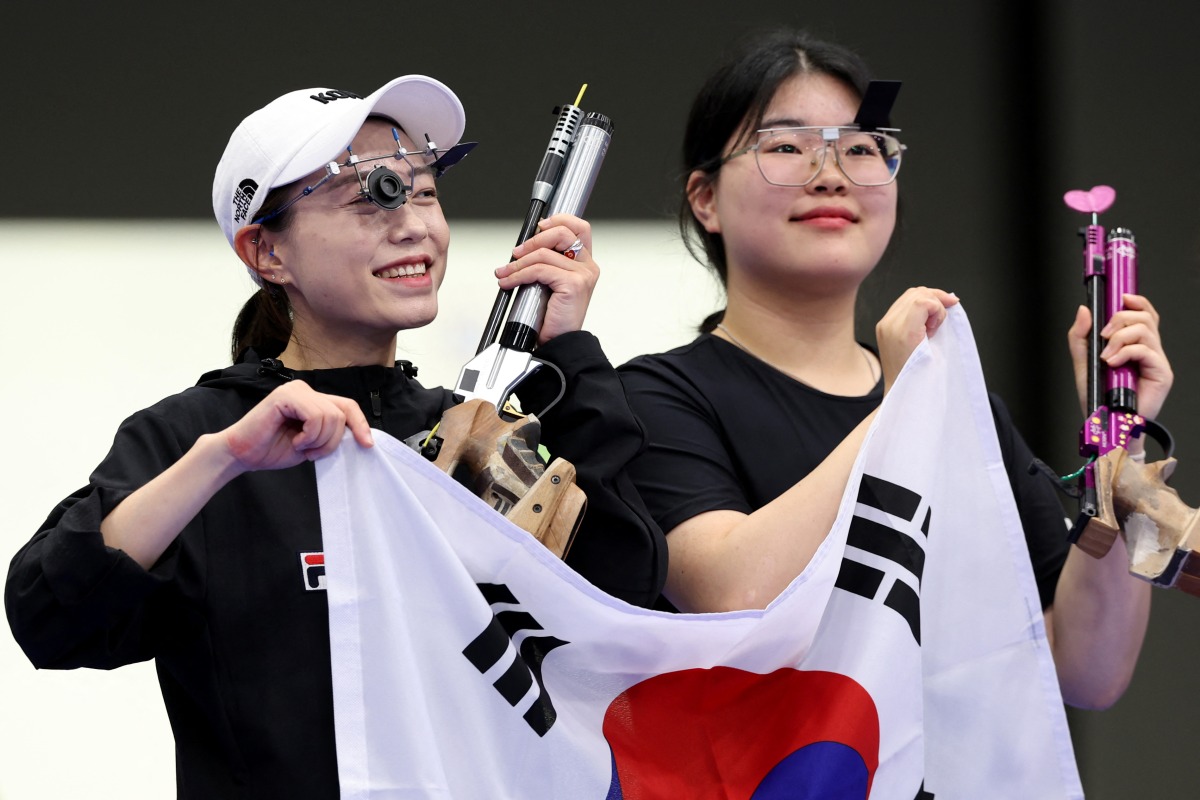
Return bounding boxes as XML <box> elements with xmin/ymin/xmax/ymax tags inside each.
<box><xmin>5</xmin><ymin>76</ymin><xmax>666</xmax><ymax>798</ymax></box>
<box><xmin>619</xmin><ymin>29</ymin><xmax>1171</xmax><ymax>710</ymax></box>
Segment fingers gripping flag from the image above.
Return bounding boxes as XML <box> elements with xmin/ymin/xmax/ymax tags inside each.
<box><xmin>317</xmin><ymin>306</ymin><xmax>1082</xmax><ymax>799</ymax></box>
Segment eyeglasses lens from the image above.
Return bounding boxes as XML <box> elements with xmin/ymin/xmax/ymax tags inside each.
<box><xmin>754</xmin><ymin>130</ymin><xmax>902</xmax><ymax>187</ymax></box>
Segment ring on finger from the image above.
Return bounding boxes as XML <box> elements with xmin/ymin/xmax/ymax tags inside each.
<box><xmin>562</xmin><ymin>238</ymin><xmax>584</xmax><ymax>260</ymax></box>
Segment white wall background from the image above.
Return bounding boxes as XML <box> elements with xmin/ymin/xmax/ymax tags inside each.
<box><xmin>0</xmin><ymin>219</ymin><xmax>720</xmax><ymax>800</ymax></box>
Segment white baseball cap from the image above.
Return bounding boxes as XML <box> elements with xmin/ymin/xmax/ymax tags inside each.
<box><xmin>212</xmin><ymin>75</ymin><xmax>466</xmax><ymax>248</ymax></box>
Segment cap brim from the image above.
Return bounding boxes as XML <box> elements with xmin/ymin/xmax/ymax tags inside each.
<box><xmin>275</xmin><ymin>75</ymin><xmax>466</xmax><ymax>188</ymax></box>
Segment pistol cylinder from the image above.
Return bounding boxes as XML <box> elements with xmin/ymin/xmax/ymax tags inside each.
<box><xmin>502</xmin><ymin>112</ymin><xmax>614</xmax><ymax>352</ymax></box>
<box><xmin>1104</xmin><ymin>228</ymin><xmax>1138</xmax><ymax>411</ymax></box>
<box><xmin>476</xmin><ymin>104</ymin><xmax>585</xmax><ymax>354</ymax></box>
<box><xmin>531</xmin><ymin>104</ymin><xmax>584</xmax><ymax>205</ymax></box>
<box><xmin>1080</xmin><ymin>224</ymin><xmax>1107</xmax><ymax>417</ymax></box>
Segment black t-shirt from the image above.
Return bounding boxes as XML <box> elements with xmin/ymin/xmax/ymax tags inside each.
<box><xmin>619</xmin><ymin>334</ymin><xmax>1070</xmax><ymax>609</ymax></box>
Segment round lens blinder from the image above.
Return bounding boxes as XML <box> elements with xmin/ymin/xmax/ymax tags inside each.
<box><xmin>364</xmin><ymin>165</ymin><xmax>410</xmax><ymax>209</ymax></box>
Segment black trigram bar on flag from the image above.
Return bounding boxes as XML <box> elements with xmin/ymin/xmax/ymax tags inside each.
<box><xmin>462</xmin><ymin>583</ymin><xmax>569</xmax><ymax>736</ymax></box>
<box><xmin>835</xmin><ymin>474</ymin><xmax>931</xmax><ymax>644</ymax></box>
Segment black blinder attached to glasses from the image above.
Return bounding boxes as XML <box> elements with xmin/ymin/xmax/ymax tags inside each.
<box><xmin>853</xmin><ymin>80</ymin><xmax>902</xmax><ymax>132</ymax></box>
<box><xmin>365</xmin><ymin>166</ymin><xmax>409</xmax><ymax>209</ymax></box>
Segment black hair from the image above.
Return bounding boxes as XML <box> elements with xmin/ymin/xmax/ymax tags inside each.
<box><xmin>679</xmin><ymin>29</ymin><xmax>876</xmax><ymax>332</ymax></box>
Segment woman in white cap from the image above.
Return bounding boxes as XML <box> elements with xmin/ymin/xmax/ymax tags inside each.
<box><xmin>5</xmin><ymin>76</ymin><xmax>665</xmax><ymax>798</ymax></box>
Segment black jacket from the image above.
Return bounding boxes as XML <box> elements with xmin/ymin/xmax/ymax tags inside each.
<box><xmin>6</xmin><ymin>331</ymin><xmax>666</xmax><ymax>799</ymax></box>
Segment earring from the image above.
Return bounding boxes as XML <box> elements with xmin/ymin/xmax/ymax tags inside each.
<box><xmin>251</xmin><ymin>237</ymin><xmax>259</xmax><ymax>245</ymax></box>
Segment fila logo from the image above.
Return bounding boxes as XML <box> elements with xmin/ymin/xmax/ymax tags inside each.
<box><xmin>309</xmin><ymin>89</ymin><xmax>361</xmax><ymax>104</ymax></box>
<box><xmin>462</xmin><ymin>583</ymin><xmax>568</xmax><ymax>736</ymax></box>
<box><xmin>299</xmin><ymin>551</ymin><xmax>326</xmax><ymax>591</ymax></box>
<box><xmin>834</xmin><ymin>474</ymin><xmax>930</xmax><ymax>644</ymax></box>
<box><xmin>232</xmin><ymin>178</ymin><xmax>258</xmax><ymax>224</ymax></box>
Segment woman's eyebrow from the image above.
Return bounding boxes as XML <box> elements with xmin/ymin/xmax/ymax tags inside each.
<box><xmin>759</xmin><ymin>118</ymin><xmax>856</xmax><ymax>130</ymax></box>
<box><xmin>760</xmin><ymin>116</ymin><xmax>808</xmax><ymax>129</ymax></box>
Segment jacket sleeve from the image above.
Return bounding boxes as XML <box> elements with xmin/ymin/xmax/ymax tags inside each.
<box><xmin>516</xmin><ymin>331</ymin><xmax>668</xmax><ymax>608</ymax></box>
<box><xmin>5</xmin><ymin>406</ymin><xmax>193</xmax><ymax>670</ymax></box>
<box><xmin>988</xmin><ymin>392</ymin><xmax>1072</xmax><ymax>610</ymax></box>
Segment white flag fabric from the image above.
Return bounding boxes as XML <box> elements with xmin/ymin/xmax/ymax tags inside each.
<box><xmin>317</xmin><ymin>306</ymin><xmax>1083</xmax><ymax>799</ymax></box>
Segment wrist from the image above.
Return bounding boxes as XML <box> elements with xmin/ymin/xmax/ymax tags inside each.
<box><xmin>193</xmin><ymin>432</ymin><xmax>251</xmax><ymax>484</ymax></box>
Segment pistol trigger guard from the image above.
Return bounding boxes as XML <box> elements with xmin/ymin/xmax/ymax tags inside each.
<box><xmin>1142</xmin><ymin>418</ymin><xmax>1175</xmax><ymax>459</ymax></box>
<box><xmin>523</xmin><ymin>356</ymin><xmax>567</xmax><ymax>419</ymax></box>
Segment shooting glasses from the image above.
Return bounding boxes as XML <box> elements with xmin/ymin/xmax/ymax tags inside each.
<box><xmin>254</xmin><ymin>128</ymin><xmax>475</xmax><ymax>224</ymax></box>
<box><xmin>723</xmin><ymin>125</ymin><xmax>905</xmax><ymax>188</ymax></box>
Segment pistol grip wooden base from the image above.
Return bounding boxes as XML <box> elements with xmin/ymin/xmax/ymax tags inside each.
<box><xmin>1095</xmin><ymin>449</ymin><xmax>1200</xmax><ymax>597</ymax></box>
<box><xmin>1074</xmin><ymin>449</ymin><xmax>1123</xmax><ymax>559</ymax></box>
<box><xmin>508</xmin><ymin>459</ymin><xmax>586</xmax><ymax>559</ymax></box>
<box><xmin>431</xmin><ymin>399</ymin><xmax>585</xmax><ymax>559</ymax></box>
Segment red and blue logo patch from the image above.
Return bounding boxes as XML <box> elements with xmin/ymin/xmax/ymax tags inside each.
<box><xmin>300</xmin><ymin>551</ymin><xmax>326</xmax><ymax>591</ymax></box>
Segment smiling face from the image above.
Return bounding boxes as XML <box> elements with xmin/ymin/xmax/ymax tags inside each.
<box><xmin>689</xmin><ymin>72</ymin><xmax>898</xmax><ymax>297</ymax></box>
<box><xmin>266</xmin><ymin>118</ymin><xmax>450</xmax><ymax>361</ymax></box>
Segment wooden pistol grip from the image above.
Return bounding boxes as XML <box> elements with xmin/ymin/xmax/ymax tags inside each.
<box><xmin>429</xmin><ymin>399</ymin><xmax>586</xmax><ymax>560</ymax></box>
<box><xmin>1172</xmin><ymin>537</ymin><xmax>1200</xmax><ymax>598</ymax></box>
<box><xmin>432</xmin><ymin>400</ymin><xmax>539</xmax><ymax>512</ymax></box>
<box><xmin>507</xmin><ymin>458</ymin><xmax>586</xmax><ymax>559</ymax></box>
<box><xmin>1111</xmin><ymin>455</ymin><xmax>1200</xmax><ymax>595</ymax></box>
<box><xmin>1074</xmin><ymin>448</ymin><xmax>1124</xmax><ymax>559</ymax></box>
<box><xmin>432</xmin><ymin>399</ymin><xmax>507</xmax><ymax>475</ymax></box>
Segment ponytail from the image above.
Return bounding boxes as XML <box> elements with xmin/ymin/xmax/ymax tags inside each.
<box><xmin>231</xmin><ymin>285</ymin><xmax>291</xmax><ymax>363</ymax></box>
<box><xmin>698</xmin><ymin>308</ymin><xmax>726</xmax><ymax>334</ymax></box>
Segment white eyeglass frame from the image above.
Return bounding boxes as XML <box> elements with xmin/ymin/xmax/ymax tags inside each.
<box><xmin>722</xmin><ymin>125</ymin><xmax>906</xmax><ymax>187</ymax></box>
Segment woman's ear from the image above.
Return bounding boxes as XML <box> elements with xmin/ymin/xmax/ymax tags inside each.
<box><xmin>233</xmin><ymin>225</ymin><xmax>283</xmax><ymax>285</ymax></box>
<box><xmin>686</xmin><ymin>170</ymin><xmax>721</xmax><ymax>235</ymax></box>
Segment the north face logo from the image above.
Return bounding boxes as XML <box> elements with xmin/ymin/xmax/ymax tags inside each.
<box><xmin>310</xmin><ymin>89</ymin><xmax>361</xmax><ymax>104</ymax></box>
<box><xmin>232</xmin><ymin>178</ymin><xmax>258</xmax><ymax>224</ymax></box>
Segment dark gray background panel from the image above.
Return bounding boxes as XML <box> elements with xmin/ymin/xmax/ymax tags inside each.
<box><xmin>4</xmin><ymin>2</ymin><xmax>1198</xmax><ymax>795</ymax></box>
